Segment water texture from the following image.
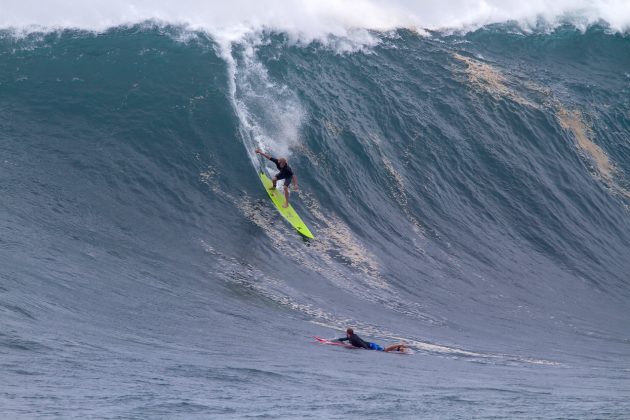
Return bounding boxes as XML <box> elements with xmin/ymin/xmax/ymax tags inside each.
<box><xmin>1</xmin><ymin>16</ymin><xmax>629</xmax><ymax>419</ymax></box>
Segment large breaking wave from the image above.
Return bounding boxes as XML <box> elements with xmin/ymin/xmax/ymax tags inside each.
<box><xmin>1</xmin><ymin>2</ymin><xmax>629</xmax><ymax>417</ymax></box>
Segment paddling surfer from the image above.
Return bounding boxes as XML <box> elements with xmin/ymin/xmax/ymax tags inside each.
<box><xmin>331</xmin><ymin>328</ymin><xmax>407</xmax><ymax>352</ymax></box>
<box><xmin>255</xmin><ymin>149</ymin><xmax>298</xmax><ymax>208</ymax></box>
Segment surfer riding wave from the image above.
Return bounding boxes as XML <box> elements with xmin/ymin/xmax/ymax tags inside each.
<box><xmin>256</xmin><ymin>149</ymin><xmax>298</xmax><ymax>208</ymax></box>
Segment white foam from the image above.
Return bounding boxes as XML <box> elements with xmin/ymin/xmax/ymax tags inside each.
<box><xmin>1</xmin><ymin>0</ymin><xmax>628</xmax><ymax>40</ymax></box>
<box><xmin>218</xmin><ymin>33</ymin><xmax>305</xmax><ymax>165</ymax></box>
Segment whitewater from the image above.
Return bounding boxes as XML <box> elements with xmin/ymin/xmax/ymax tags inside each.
<box><xmin>1</xmin><ymin>1</ymin><xmax>629</xmax><ymax>418</ymax></box>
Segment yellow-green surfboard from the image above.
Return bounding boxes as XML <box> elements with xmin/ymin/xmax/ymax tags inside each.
<box><xmin>259</xmin><ymin>172</ymin><xmax>314</xmax><ymax>239</ymax></box>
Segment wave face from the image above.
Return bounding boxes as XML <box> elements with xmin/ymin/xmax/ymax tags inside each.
<box><xmin>1</xmin><ymin>20</ymin><xmax>630</xmax><ymax>418</ymax></box>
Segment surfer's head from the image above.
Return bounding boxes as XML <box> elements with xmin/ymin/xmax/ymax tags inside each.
<box><xmin>346</xmin><ymin>328</ymin><xmax>354</xmax><ymax>337</ymax></box>
<box><xmin>278</xmin><ymin>158</ymin><xmax>287</xmax><ymax>167</ymax></box>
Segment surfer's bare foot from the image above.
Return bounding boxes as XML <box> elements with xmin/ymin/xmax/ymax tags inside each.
<box><xmin>269</xmin><ymin>187</ymin><xmax>276</xmax><ymax>190</ymax></box>
<box><xmin>282</xmin><ymin>202</ymin><xmax>289</xmax><ymax>208</ymax></box>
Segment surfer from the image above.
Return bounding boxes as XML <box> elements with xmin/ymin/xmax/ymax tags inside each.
<box><xmin>331</xmin><ymin>328</ymin><xmax>407</xmax><ymax>352</ymax></box>
<box><xmin>255</xmin><ymin>149</ymin><xmax>298</xmax><ymax>208</ymax></box>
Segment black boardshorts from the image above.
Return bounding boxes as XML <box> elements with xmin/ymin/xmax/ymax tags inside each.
<box><xmin>276</xmin><ymin>173</ymin><xmax>293</xmax><ymax>189</ymax></box>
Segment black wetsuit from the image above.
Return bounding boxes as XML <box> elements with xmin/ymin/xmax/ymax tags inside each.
<box><xmin>270</xmin><ymin>157</ymin><xmax>293</xmax><ymax>187</ymax></box>
<box><xmin>335</xmin><ymin>333</ymin><xmax>371</xmax><ymax>349</ymax></box>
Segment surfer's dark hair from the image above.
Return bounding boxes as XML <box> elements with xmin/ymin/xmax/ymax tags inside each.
<box><xmin>346</xmin><ymin>328</ymin><xmax>353</xmax><ymax>335</ymax></box>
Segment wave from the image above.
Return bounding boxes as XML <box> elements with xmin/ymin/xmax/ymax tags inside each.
<box><xmin>2</xmin><ymin>0</ymin><xmax>630</xmax><ymax>41</ymax></box>
<box><xmin>1</xmin><ymin>19</ymin><xmax>629</xmax><ymax>418</ymax></box>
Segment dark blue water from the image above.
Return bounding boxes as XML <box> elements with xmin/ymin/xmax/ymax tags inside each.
<box><xmin>1</xmin><ymin>24</ymin><xmax>629</xmax><ymax>418</ymax></box>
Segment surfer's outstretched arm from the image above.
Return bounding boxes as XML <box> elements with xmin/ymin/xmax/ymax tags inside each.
<box><xmin>255</xmin><ymin>149</ymin><xmax>272</xmax><ymax>160</ymax></box>
<box><xmin>292</xmin><ymin>174</ymin><xmax>298</xmax><ymax>191</ymax></box>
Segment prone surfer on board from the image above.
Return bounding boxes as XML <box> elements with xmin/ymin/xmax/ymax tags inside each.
<box><xmin>332</xmin><ymin>328</ymin><xmax>407</xmax><ymax>352</ymax></box>
<box><xmin>255</xmin><ymin>149</ymin><xmax>298</xmax><ymax>208</ymax></box>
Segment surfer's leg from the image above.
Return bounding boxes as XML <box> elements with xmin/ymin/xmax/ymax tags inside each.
<box><xmin>269</xmin><ymin>176</ymin><xmax>277</xmax><ymax>190</ymax></box>
<box><xmin>384</xmin><ymin>343</ymin><xmax>406</xmax><ymax>352</ymax></box>
<box><xmin>282</xmin><ymin>185</ymin><xmax>290</xmax><ymax>208</ymax></box>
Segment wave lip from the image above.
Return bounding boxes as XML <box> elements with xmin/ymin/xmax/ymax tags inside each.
<box><xmin>1</xmin><ymin>0</ymin><xmax>629</xmax><ymax>41</ymax></box>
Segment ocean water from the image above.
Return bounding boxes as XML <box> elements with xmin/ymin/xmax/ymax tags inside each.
<box><xmin>1</xmin><ymin>3</ymin><xmax>630</xmax><ymax>418</ymax></box>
